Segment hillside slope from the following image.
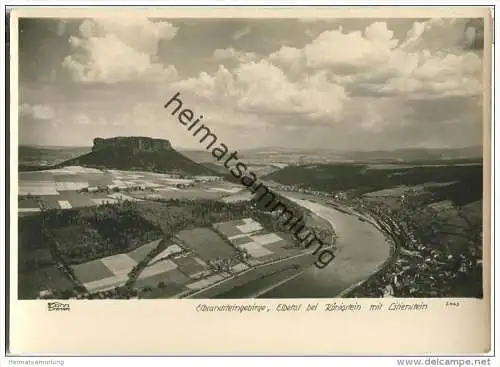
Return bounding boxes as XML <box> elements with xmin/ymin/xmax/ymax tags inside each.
<box><xmin>49</xmin><ymin>136</ymin><xmax>217</xmax><ymax>176</ymax></box>
<box><xmin>264</xmin><ymin>163</ymin><xmax>483</xmax><ymax>205</ymax></box>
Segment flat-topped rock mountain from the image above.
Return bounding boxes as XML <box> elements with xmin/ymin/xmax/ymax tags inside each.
<box><xmin>49</xmin><ymin>136</ymin><xmax>216</xmax><ymax>176</ymax></box>
<box><xmin>92</xmin><ymin>137</ymin><xmax>172</xmax><ymax>153</ymax></box>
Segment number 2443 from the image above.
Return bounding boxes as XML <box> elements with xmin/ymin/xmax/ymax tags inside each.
<box><xmin>445</xmin><ymin>301</ymin><xmax>460</xmax><ymax>307</ymax></box>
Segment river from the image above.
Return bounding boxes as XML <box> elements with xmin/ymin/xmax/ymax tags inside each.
<box><xmin>216</xmin><ymin>192</ymin><xmax>391</xmax><ymax>298</ymax></box>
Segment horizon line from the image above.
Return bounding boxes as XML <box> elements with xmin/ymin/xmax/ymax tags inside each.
<box><xmin>17</xmin><ymin>143</ymin><xmax>483</xmax><ymax>153</ymax></box>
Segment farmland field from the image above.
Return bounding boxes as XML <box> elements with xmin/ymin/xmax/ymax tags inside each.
<box><xmin>56</xmin><ymin>191</ymin><xmax>96</xmax><ymax>207</ymax></box>
<box><xmin>84</xmin><ymin>274</ymin><xmax>130</xmax><ymax>293</ymax></box>
<box><xmin>213</xmin><ymin>218</ymin><xmax>298</xmax><ymax>261</ymax></box>
<box><xmin>18</xmin><ymin>198</ymin><xmax>41</xmax><ymax>209</ymax></box>
<box><xmin>17</xmin><ymin>169</ymin><xmax>333</xmax><ymax>299</ymax></box>
<box><xmin>139</xmin><ymin>258</ymin><xmax>178</xmax><ymax>278</ymax></box>
<box><xmin>134</xmin><ymin>268</ymin><xmax>190</xmax><ymax>289</ymax></box>
<box><xmin>72</xmin><ymin>259</ymin><xmax>116</xmax><ymax>283</ymax></box>
<box><xmin>100</xmin><ymin>254</ymin><xmax>138</xmax><ymax>275</ymax></box>
<box><xmin>230</xmin><ymin>236</ymin><xmax>255</xmax><ymax>246</ymax></box>
<box><xmin>139</xmin><ymin>282</ymin><xmax>188</xmax><ymax>298</ymax></box>
<box><xmin>262</xmin><ymin>238</ymin><xmax>293</xmax><ymax>255</ymax></box>
<box><xmin>220</xmin><ymin>191</ymin><xmax>253</xmax><ymax>203</ymax></box>
<box><xmin>70</xmin><ymin>237</ymin><xmax>164</xmax><ymax>292</ymax></box>
<box><xmin>176</xmin><ymin>228</ymin><xmax>237</xmax><ymax>261</ymax></box>
<box><xmin>18</xmin><ymin>166</ymin><xmax>248</xmax><ymax>219</ymax></box>
<box><xmin>127</xmin><ymin>239</ymin><xmax>163</xmax><ymax>262</ymax></box>
<box><xmin>213</xmin><ymin>219</ymin><xmax>247</xmax><ymax>237</ymax></box>
<box><xmin>173</xmin><ymin>255</ymin><xmax>209</xmax><ymax>278</ymax></box>
<box><xmin>186</xmin><ymin>274</ymin><xmax>226</xmax><ymax>290</ymax></box>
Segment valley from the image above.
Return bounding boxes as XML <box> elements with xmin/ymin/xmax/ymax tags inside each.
<box><xmin>17</xmin><ymin>138</ymin><xmax>484</xmax><ymax>299</ymax></box>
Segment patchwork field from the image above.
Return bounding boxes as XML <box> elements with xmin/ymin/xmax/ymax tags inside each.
<box><xmin>73</xmin><ymin>259</ymin><xmax>116</xmax><ymax>283</ymax></box>
<box><xmin>134</xmin><ymin>252</ymin><xmax>212</xmax><ymax>297</ymax></box>
<box><xmin>176</xmin><ymin>228</ymin><xmax>237</xmax><ymax>261</ymax></box>
<box><xmin>220</xmin><ymin>191</ymin><xmax>254</xmax><ymax>203</ymax></box>
<box><xmin>128</xmin><ymin>239</ymin><xmax>163</xmax><ymax>262</ymax></box>
<box><xmin>18</xmin><ymin>173</ymin><xmax>315</xmax><ymax>298</ymax></box>
<box><xmin>173</xmin><ymin>254</ymin><xmax>211</xmax><ymax>278</ymax></box>
<box><xmin>71</xmin><ymin>238</ymin><xmax>162</xmax><ymax>292</ymax></box>
<box><xmin>130</xmin><ymin>189</ymin><xmax>225</xmax><ymax>201</ymax></box>
<box><xmin>19</xmin><ymin>198</ymin><xmax>42</xmax><ymax>209</ymax></box>
<box><xmin>138</xmin><ymin>282</ymin><xmax>188</xmax><ymax>298</ymax></box>
<box><xmin>134</xmin><ymin>268</ymin><xmax>190</xmax><ymax>289</ymax></box>
<box><xmin>149</xmin><ymin>244</ymin><xmax>184</xmax><ymax>264</ymax></box>
<box><xmin>213</xmin><ymin>218</ymin><xmax>297</xmax><ymax>264</ymax></box>
<box><xmin>83</xmin><ymin>275</ymin><xmax>130</xmax><ymax>293</ymax></box>
<box><xmin>186</xmin><ymin>274</ymin><xmax>227</xmax><ymax>290</ymax></box>
<box><xmin>139</xmin><ymin>259</ymin><xmax>178</xmax><ymax>278</ymax></box>
<box><xmin>18</xmin><ymin>166</ymin><xmax>240</xmax><ymax>214</ymax></box>
<box><xmin>69</xmin><ymin>225</ymin><xmax>236</xmax><ymax>295</ymax></box>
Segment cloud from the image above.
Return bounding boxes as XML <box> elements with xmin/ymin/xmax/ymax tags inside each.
<box><xmin>22</xmin><ymin>18</ymin><xmax>483</xmax><ymax>150</ymax></box>
<box><xmin>269</xmin><ymin>46</ymin><xmax>302</xmax><ymax>66</ymax></box>
<box><xmin>343</xmin><ymin>97</ymin><xmax>413</xmax><ymax>133</ymax></box>
<box><xmin>73</xmin><ymin>114</ymin><xmax>91</xmax><ymax>125</ymax></box>
<box><xmin>173</xmin><ymin>60</ymin><xmax>347</xmax><ymax>121</ymax></box>
<box><xmin>20</xmin><ymin>103</ymin><xmax>55</xmax><ymax>120</ymax></box>
<box><xmin>269</xmin><ymin>20</ymin><xmax>482</xmax><ymax>99</ymax></box>
<box><xmin>232</xmin><ymin>26</ymin><xmax>251</xmax><ymax>40</ymax></box>
<box><xmin>379</xmin><ymin>52</ymin><xmax>481</xmax><ymax>98</ymax></box>
<box><xmin>305</xmin><ymin>29</ymin><xmax>314</xmax><ymax>38</ymax></box>
<box><xmin>464</xmin><ymin>19</ymin><xmax>484</xmax><ymax>50</ymax></box>
<box><xmin>213</xmin><ymin>47</ymin><xmax>258</xmax><ymax>63</ymax></box>
<box><xmin>400</xmin><ymin>18</ymin><xmax>474</xmax><ymax>52</ymax></box>
<box><xmin>56</xmin><ymin>20</ymin><xmax>67</xmax><ymax>36</ymax></box>
<box><xmin>300</xmin><ymin>23</ymin><xmax>398</xmax><ymax>71</ymax></box>
<box><xmin>174</xmin><ymin>19</ymin><xmax>483</xmax><ymax>125</ymax></box>
<box><xmin>297</xmin><ymin>18</ymin><xmax>339</xmax><ymax>24</ymax></box>
<box><xmin>62</xmin><ymin>17</ymin><xmax>178</xmax><ymax>84</ymax></box>
<box><xmin>270</xmin><ymin>23</ymin><xmax>400</xmax><ymax>75</ymax></box>
<box><xmin>165</xmin><ymin>18</ymin><xmax>483</xmax><ymax>150</ymax></box>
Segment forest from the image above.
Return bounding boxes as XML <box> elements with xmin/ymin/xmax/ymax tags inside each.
<box><xmin>264</xmin><ymin>162</ymin><xmax>483</xmax><ymax>205</ymax></box>
<box><xmin>19</xmin><ymin>199</ymin><xmax>259</xmax><ymax>272</ymax></box>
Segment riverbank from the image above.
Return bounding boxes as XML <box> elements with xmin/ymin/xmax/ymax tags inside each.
<box><xmin>234</xmin><ymin>191</ymin><xmax>393</xmax><ymax>298</ymax></box>
<box><xmin>332</xmin><ymin>202</ymin><xmax>401</xmax><ymax>297</ymax></box>
<box><xmin>286</xmin><ymin>195</ymin><xmax>400</xmax><ymax>298</ymax></box>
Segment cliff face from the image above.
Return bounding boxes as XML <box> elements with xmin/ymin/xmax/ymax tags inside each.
<box><xmin>55</xmin><ymin>136</ymin><xmax>216</xmax><ymax>176</ymax></box>
<box><xmin>92</xmin><ymin>137</ymin><xmax>172</xmax><ymax>154</ymax></box>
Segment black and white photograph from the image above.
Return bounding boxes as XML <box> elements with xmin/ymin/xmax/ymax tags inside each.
<box><xmin>16</xmin><ymin>14</ymin><xmax>486</xmax><ymax>301</ymax></box>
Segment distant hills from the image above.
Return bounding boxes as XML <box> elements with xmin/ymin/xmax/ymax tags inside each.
<box><xmin>18</xmin><ymin>145</ymin><xmax>91</xmax><ymax>167</ymax></box>
<box><xmin>19</xmin><ymin>137</ymin><xmax>217</xmax><ymax>176</ymax></box>
<box><xmin>264</xmin><ymin>162</ymin><xmax>483</xmax><ymax>206</ymax></box>
<box><xmin>181</xmin><ymin>146</ymin><xmax>483</xmax><ymax>169</ymax></box>
<box><xmin>18</xmin><ymin>140</ymin><xmax>483</xmax><ymax>174</ymax></box>
<box><xmin>339</xmin><ymin>146</ymin><xmax>482</xmax><ymax>162</ymax></box>
<box><xmin>236</xmin><ymin>146</ymin><xmax>483</xmax><ymax>164</ymax></box>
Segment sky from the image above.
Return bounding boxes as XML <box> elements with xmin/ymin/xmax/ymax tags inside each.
<box><xmin>18</xmin><ymin>16</ymin><xmax>484</xmax><ymax>150</ymax></box>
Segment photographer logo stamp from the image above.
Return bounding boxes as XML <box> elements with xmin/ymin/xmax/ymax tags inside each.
<box><xmin>47</xmin><ymin>302</ymin><xmax>71</xmax><ymax>312</ymax></box>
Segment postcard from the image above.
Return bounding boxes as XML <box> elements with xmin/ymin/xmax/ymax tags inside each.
<box><xmin>7</xmin><ymin>6</ymin><xmax>492</xmax><ymax>356</ymax></box>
